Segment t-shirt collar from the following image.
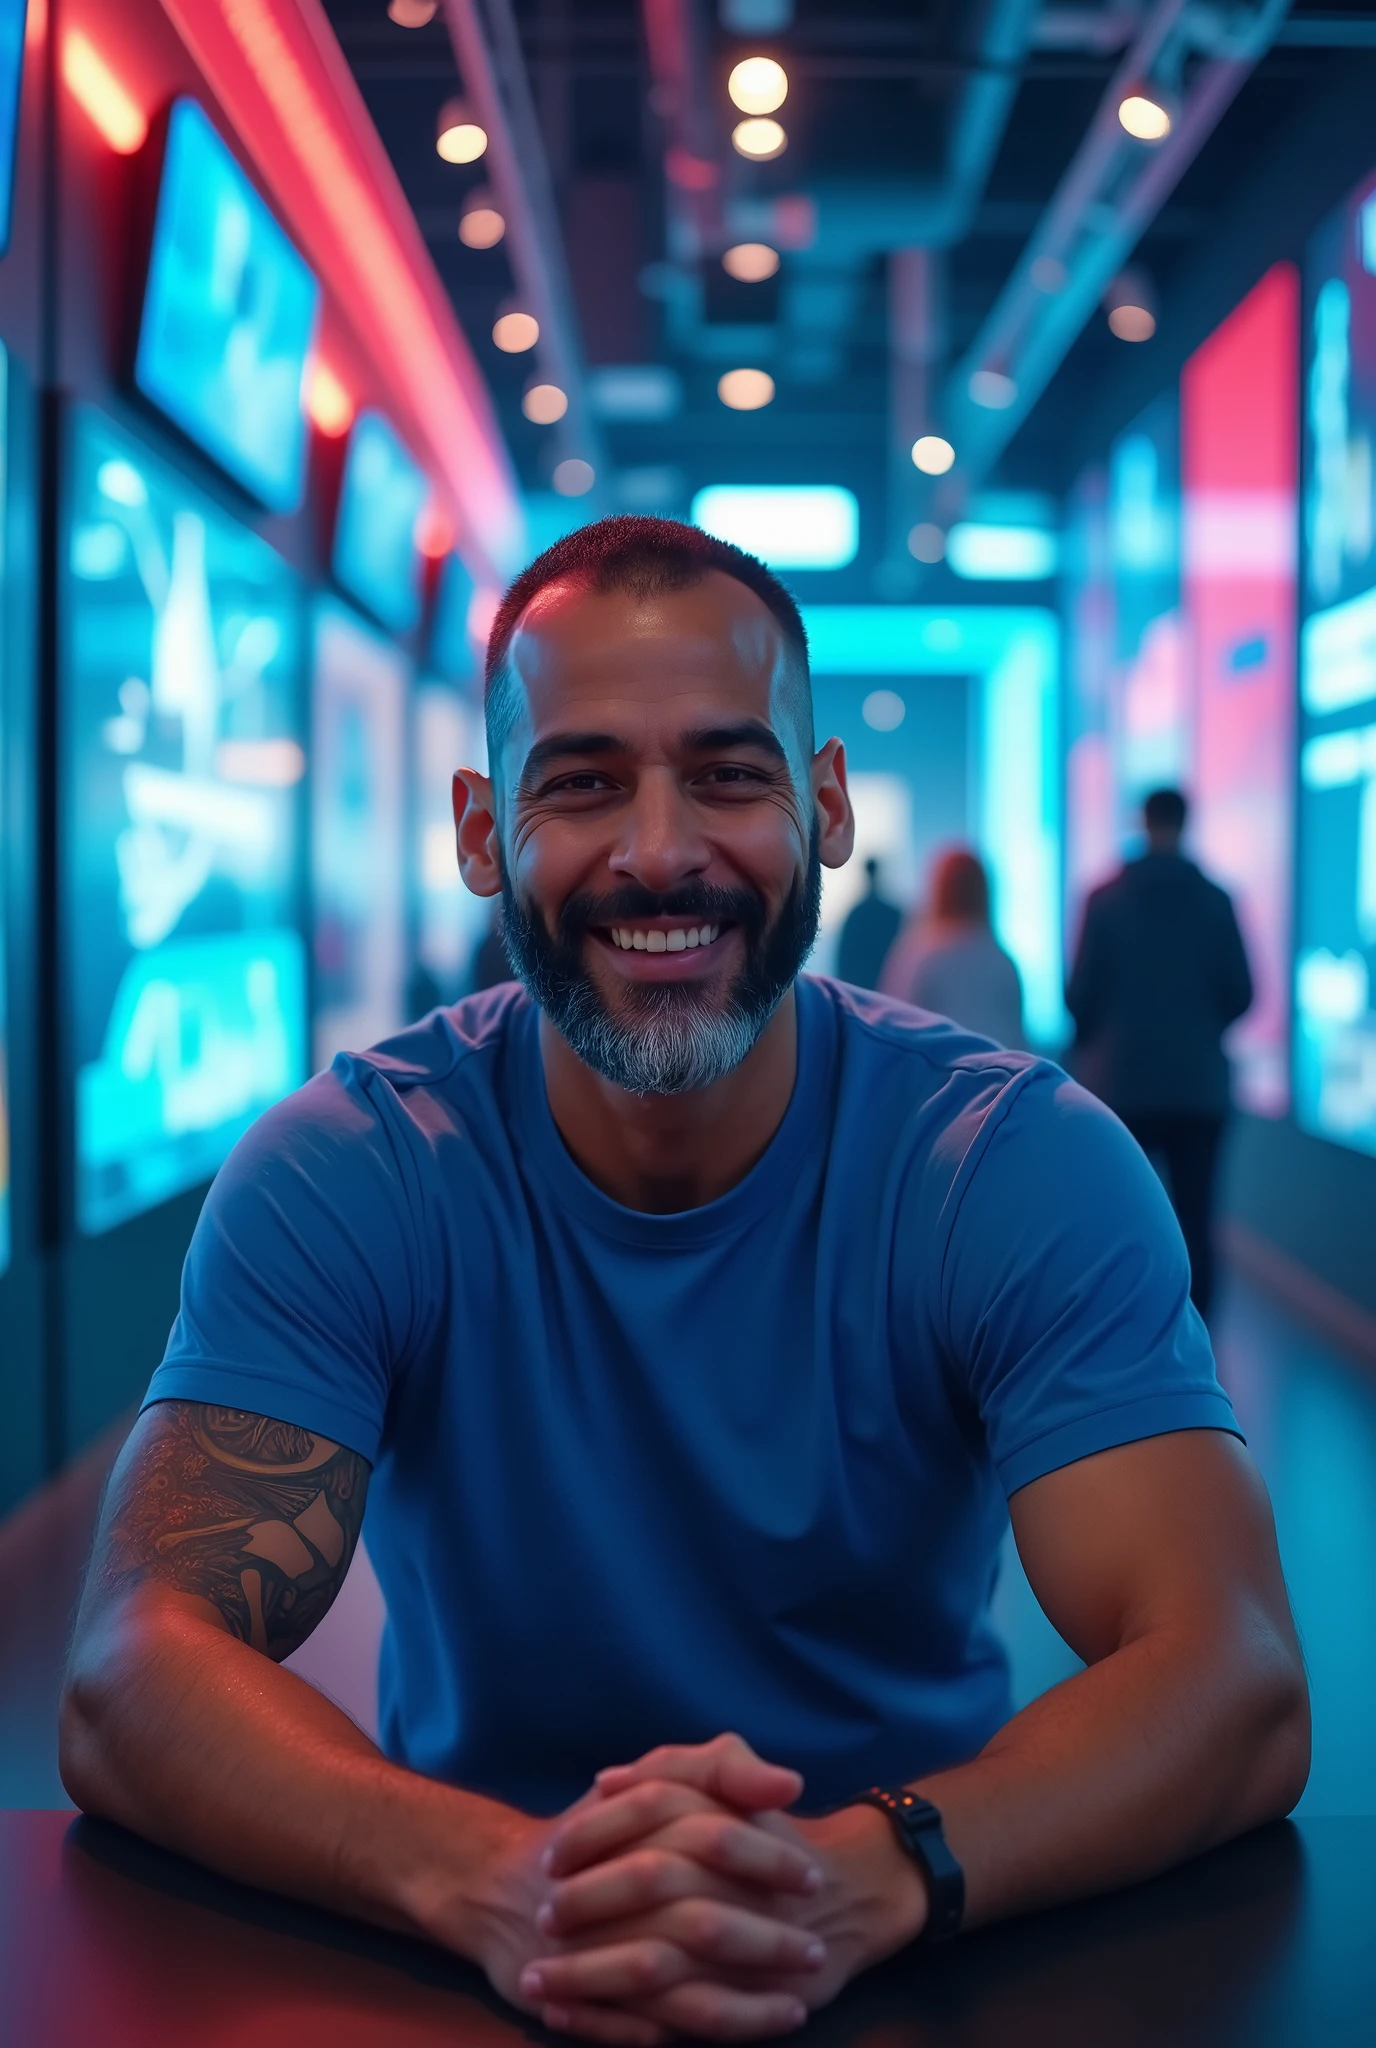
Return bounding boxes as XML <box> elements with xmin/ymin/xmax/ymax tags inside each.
<box><xmin>509</xmin><ymin>977</ymin><xmax>833</xmax><ymax>1247</ymax></box>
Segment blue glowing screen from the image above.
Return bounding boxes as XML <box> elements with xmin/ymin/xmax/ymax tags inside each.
<box><xmin>67</xmin><ymin>410</ymin><xmax>308</xmax><ymax>1235</ymax></box>
<box><xmin>0</xmin><ymin>0</ymin><xmax>25</xmax><ymax>260</ymax></box>
<box><xmin>1297</xmin><ymin>173</ymin><xmax>1376</xmax><ymax>1154</ymax></box>
<box><xmin>331</xmin><ymin>410</ymin><xmax>427</xmax><ymax>635</ymax></box>
<box><xmin>429</xmin><ymin>551</ymin><xmax>477</xmax><ymax>685</ymax></box>
<box><xmin>135</xmin><ymin>98</ymin><xmax>320</xmax><ymax>513</ymax></box>
<box><xmin>311</xmin><ymin>602</ymin><xmax>409</xmax><ymax>1070</ymax></box>
<box><xmin>0</xmin><ymin>341</ymin><xmax>8</xmax><ymax>1272</ymax></box>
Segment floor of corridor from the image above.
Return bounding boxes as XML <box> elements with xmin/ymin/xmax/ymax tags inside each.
<box><xmin>2</xmin><ymin>1267</ymin><xmax>1373</xmax><ymax>1814</ymax></box>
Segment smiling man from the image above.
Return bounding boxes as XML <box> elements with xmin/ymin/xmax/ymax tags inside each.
<box><xmin>63</xmin><ymin>518</ymin><xmax>1308</xmax><ymax>2045</ymax></box>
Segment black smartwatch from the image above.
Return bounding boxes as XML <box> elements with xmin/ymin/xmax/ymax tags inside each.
<box><xmin>857</xmin><ymin>1786</ymin><xmax>965</xmax><ymax>1942</ymax></box>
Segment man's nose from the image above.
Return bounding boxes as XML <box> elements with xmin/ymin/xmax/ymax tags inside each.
<box><xmin>607</xmin><ymin>768</ymin><xmax>711</xmax><ymax>893</ymax></box>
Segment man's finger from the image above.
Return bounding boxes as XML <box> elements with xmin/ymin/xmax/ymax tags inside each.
<box><xmin>652</xmin><ymin>1810</ymin><xmax>822</xmax><ymax>1895</ymax></box>
<box><xmin>522</xmin><ymin>1937</ymin><xmax>693</xmax><ymax>2005</ymax></box>
<box><xmin>638</xmin><ymin>1981</ymin><xmax>810</xmax><ymax>2040</ymax></box>
<box><xmin>548</xmin><ymin>1788</ymin><xmax>821</xmax><ymax>1894</ymax></box>
<box><xmin>545</xmin><ymin>1781</ymin><xmax>721</xmax><ymax>1877</ymax></box>
<box><xmin>539</xmin><ymin>1844</ymin><xmax>732</xmax><ymax>1932</ymax></box>
<box><xmin>596</xmin><ymin>1733</ymin><xmax>803</xmax><ymax>1814</ymax></box>
<box><xmin>539</xmin><ymin>2001</ymin><xmax>667</xmax><ymax>2046</ymax></box>
<box><xmin>542</xmin><ymin>1888</ymin><xmax>824</xmax><ymax>1976</ymax></box>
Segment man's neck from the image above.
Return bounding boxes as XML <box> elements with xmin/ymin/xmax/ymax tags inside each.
<box><xmin>538</xmin><ymin>989</ymin><xmax>799</xmax><ymax>1214</ymax></box>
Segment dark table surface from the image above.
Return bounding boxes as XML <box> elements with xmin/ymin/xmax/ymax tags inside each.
<box><xmin>3</xmin><ymin>1808</ymin><xmax>1374</xmax><ymax>2047</ymax></box>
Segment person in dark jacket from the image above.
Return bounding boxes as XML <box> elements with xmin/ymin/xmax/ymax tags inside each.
<box><xmin>836</xmin><ymin>856</ymin><xmax>903</xmax><ymax>990</ymax></box>
<box><xmin>1066</xmin><ymin>788</ymin><xmax>1252</xmax><ymax>1320</ymax></box>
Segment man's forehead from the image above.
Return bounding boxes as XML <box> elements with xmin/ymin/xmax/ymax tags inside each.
<box><xmin>502</xmin><ymin>571</ymin><xmax>795</xmax><ymax>743</ymax></box>
<box><xmin>508</xmin><ymin>571</ymin><xmax>785</xmax><ymax>684</ymax></box>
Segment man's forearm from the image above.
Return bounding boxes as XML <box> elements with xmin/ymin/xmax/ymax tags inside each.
<box><xmin>910</xmin><ymin>1614</ymin><xmax>1308</xmax><ymax>1930</ymax></box>
<box><xmin>60</xmin><ymin>1594</ymin><xmax>520</xmax><ymax>1954</ymax></box>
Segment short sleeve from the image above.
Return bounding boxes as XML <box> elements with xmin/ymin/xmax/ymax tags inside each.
<box><xmin>938</xmin><ymin>1066</ymin><xmax>1240</xmax><ymax>1496</ymax></box>
<box><xmin>142</xmin><ymin>1060</ymin><xmax>432</xmax><ymax>1463</ymax></box>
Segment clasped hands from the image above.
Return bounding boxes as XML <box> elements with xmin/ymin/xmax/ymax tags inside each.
<box><xmin>476</xmin><ymin>1734</ymin><xmax>929</xmax><ymax>2044</ymax></box>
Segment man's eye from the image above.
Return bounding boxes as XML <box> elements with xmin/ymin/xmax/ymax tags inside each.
<box><xmin>549</xmin><ymin>772</ymin><xmax>611</xmax><ymax>793</ymax></box>
<box><xmin>702</xmin><ymin>765</ymin><xmax>765</xmax><ymax>785</ymax></box>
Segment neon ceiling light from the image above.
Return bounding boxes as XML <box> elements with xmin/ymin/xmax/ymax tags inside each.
<box><xmin>692</xmin><ymin>486</ymin><xmax>859</xmax><ymax>570</ymax></box>
<box><xmin>803</xmin><ymin>606</ymin><xmax>1065</xmax><ymax>1045</ymax></box>
<box><xmin>158</xmin><ymin>0</ymin><xmax>523</xmax><ymax>582</ymax></box>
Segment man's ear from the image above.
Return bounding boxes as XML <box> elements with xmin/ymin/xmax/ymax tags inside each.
<box><xmin>453</xmin><ymin>768</ymin><xmax>503</xmax><ymax>898</ymax></box>
<box><xmin>812</xmin><ymin>737</ymin><xmax>855</xmax><ymax>870</ymax></box>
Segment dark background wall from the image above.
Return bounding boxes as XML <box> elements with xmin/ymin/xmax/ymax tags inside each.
<box><xmin>1057</xmin><ymin>54</ymin><xmax>1376</xmax><ymax>1326</ymax></box>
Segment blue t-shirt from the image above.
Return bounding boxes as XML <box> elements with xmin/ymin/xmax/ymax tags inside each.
<box><xmin>144</xmin><ymin>977</ymin><xmax>1237</xmax><ymax>1815</ymax></box>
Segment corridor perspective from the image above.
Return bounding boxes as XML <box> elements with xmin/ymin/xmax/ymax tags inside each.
<box><xmin>3</xmin><ymin>4</ymin><xmax>1376</xmax><ymax>2045</ymax></box>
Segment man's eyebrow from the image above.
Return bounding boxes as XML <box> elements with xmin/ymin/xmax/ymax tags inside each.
<box><xmin>680</xmin><ymin>722</ymin><xmax>790</xmax><ymax>765</ymax></box>
<box><xmin>518</xmin><ymin>731</ymin><xmax>625</xmax><ymax>785</ymax></box>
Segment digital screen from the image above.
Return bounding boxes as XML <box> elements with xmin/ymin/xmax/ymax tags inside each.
<box><xmin>1110</xmin><ymin>389</ymin><xmax>1190</xmax><ymax>804</ymax></box>
<box><xmin>1182</xmin><ymin>263</ymin><xmax>1298</xmax><ymax>1118</ymax></box>
<box><xmin>1297</xmin><ymin>175</ymin><xmax>1376</xmax><ymax>1152</ymax></box>
<box><xmin>0</xmin><ymin>340</ymin><xmax>8</xmax><ymax>1273</ymax></box>
<box><xmin>0</xmin><ymin>0</ymin><xmax>25</xmax><ymax>259</ymax></box>
<box><xmin>312</xmin><ymin>601</ymin><xmax>408</xmax><ymax>1068</ymax></box>
<box><xmin>135</xmin><ymin>97</ymin><xmax>320</xmax><ymax>513</ymax></box>
<box><xmin>66</xmin><ymin>410</ymin><xmax>308</xmax><ymax>1236</ymax></box>
<box><xmin>1063</xmin><ymin>463</ymin><xmax>1118</xmax><ymax>937</ymax></box>
<box><xmin>413</xmin><ymin>680</ymin><xmax>489</xmax><ymax>1004</ymax></box>
<box><xmin>429</xmin><ymin>551</ymin><xmax>478</xmax><ymax>686</ymax></box>
<box><xmin>331</xmin><ymin>411</ymin><xmax>427</xmax><ymax>636</ymax></box>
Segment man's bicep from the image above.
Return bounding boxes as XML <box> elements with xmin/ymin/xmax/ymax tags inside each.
<box><xmin>83</xmin><ymin>1400</ymin><xmax>371</xmax><ymax>1660</ymax></box>
<box><xmin>1007</xmin><ymin>1429</ymin><xmax>1294</xmax><ymax>1668</ymax></box>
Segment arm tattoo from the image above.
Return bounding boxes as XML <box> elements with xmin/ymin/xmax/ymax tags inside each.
<box><xmin>92</xmin><ymin>1401</ymin><xmax>371</xmax><ymax>1660</ymax></box>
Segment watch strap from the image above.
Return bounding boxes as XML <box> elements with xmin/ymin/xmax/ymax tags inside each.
<box><xmin>858</xmin><ymin>1787</ymin><xmax>965</xmax><ymax>1942</ymax></box>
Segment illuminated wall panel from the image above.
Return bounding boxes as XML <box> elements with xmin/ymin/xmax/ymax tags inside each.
<box><xmin>1182</xmin><ymin>262</ymin><xmax>1299</xmax><ymax>1118</ymax></box>
<box><xmin>311</xmin><ymin>601</ymin><xmax>408</xmax><ymax>1069</ymax></box>
<box><xmin>1298</xmin><ymin>178</ymin><xmax>1376</xmax><ymax>1152</ymax></box>
<box><xmin>65</xmin><ymin>410</ymin><xmax>308</xmax><ymax>1236</ymax></box>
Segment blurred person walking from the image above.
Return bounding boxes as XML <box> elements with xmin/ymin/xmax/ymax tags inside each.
<box><xmin>835</xmin><ymin>855</ymin><xmax>902</xmax><ymax>990</ymax></box>
<box><xmin>881</xmin><ymin>846</ymin><xmax>1025</xmax><ymax>1049</ymax></box>
<box><xmin>1066</xmin><ymin>788</ymin><xmax>1252</xmax><ymax>1321</ymax></box>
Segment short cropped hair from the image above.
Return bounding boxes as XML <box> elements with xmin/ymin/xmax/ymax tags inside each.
<box><xmin>1143</xmin><ymin>787</ymin><xmax>1188</xmax><ymax>835</ymax></box>
<box><xmin>483</xmin><ymin>515</ymin><xmax>813</xmax><ymax>769</ymax></box>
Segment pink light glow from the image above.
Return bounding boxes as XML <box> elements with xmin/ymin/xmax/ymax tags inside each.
<box><xmin>159</xmin><ymin>0</ymin><xmax>522</xmax><ymax>583</ymax></box>
<box><xmin>1182</xmin><ymin>261</ymin><xmax>1299</xmax><ymax>1117</ymax></box>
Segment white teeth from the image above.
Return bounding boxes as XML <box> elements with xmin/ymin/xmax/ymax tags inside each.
<box><xmin>608</xmin><ymin>922</ymin><xmax>723</xmax><ymax>952</ymax></box>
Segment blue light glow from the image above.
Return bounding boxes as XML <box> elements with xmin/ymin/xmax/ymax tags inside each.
<box><xmin>947</xmin><ymin>522</ymin><xmax>1058</xmax><ymax>581</ymax></box>
<box><xmin>0</xmin><ymin>0</ymin><xmax>25</xmax><ymax>261</ymax></box>
<box><xmin>67</xmin><ymin>411</ymin><xmax>309</xmax><ymax>1236</ymax></box>
<box><xmin>331</xmin><ymin>411</ymin><xmax>428</xmax><ymax>635</ymax></box>
<box><xmin>135</xmin><ymin>99</ymin><xmax>320</xmax><ymax>513</ymax></box>
<box><xmin>803</xmin><ymin>605</ymin><xmax>1064</xmax><ymax>1044</ymax></box>
<box><xmin>692</xmin><ymin>485</ymin><xmax>859</xmax><ymax>570</ymax></box>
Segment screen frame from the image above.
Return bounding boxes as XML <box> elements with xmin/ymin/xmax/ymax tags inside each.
<box><xmin>58</xmin><ymin>402</ymin><xmax>313</xmax><ymax>1239</ymax></box>
<box><xmin>0</xmin><ymin>0</ymin><xmax>25</xmax><ymax>261</ymax></box>
<box><xmin>131</xmin><ymin>96</ymin><xmax>321</xmax><ymax>516</ymax></box>
<box><xmin>329</xmin><ymin>408</ymin><xmax>428</xmax><ymax>637</ymax></box>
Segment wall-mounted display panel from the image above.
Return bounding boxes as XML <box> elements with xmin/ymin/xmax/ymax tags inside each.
<box><xmin>66</xmin><ymin>410</ymin><xmax>308</xmax><ymax>1236</ymax></box>
<box><xmin>1063</xmin><ymin>464</ymin><xmax>1117</xmax><ymax>940</ymax></box>
<box><xmin>135</xmin><ymin>98</ymin><xmax>320</xmax><ymax>513</ymax></box>
<box><xmin>0</xmin><ymin>0</ymin><xmax>24</xmax><ymax>260</ymax></box>
<box><xmin>413</xmin><ymin>680</ymin><xmax>488</xmax><ymax>1004</ymax></box>
<box><xmin>1182</xmin><ymin>263</ymin><xmax>1298</xmax><ymax>1118</ymax></box>
<box><xmin>331</xmin><ymin>410</ymin><xmax>427</xmax><ymax>635</ymax></box>
<box><xmin>312</xmin><ymin>601</ymin><xmax>408</xmax><ymax>1067</ymax></box>
<box><xmin>1298</xmin><ymin>173</ymin><xmax>1376</xmax><ymax>1153</ymax></box>
<box><xmin>1110</xmin><ymin>390</ymin><xmax>1189</xmax><ymax>805</ymax></box>
<box><xmin>0</xmin><ymin>339</ymin><xmax>8</xmax><ymax>1273</ymax></box>
<box><xmin>429</xmin><ymin>550</ymin><xmax>477</xmax><ymax>686</ymax></box>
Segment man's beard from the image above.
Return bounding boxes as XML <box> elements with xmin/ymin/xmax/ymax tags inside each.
<box><xmin>500</xmin><ymin>833</ymin><xmax>822</xmax><ymax>1096</ymax></box>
